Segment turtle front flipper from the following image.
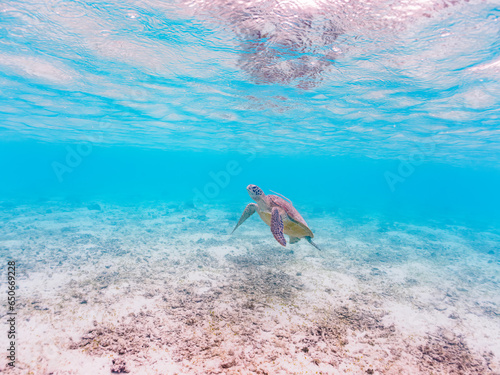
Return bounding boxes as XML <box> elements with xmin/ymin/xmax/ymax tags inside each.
<box><xmin>231</xmin><ymin>203</ymin><xmax>258</xmax><ymax>234</ymax></box>
<box><xmin>271</xmin><ymin>207</ymin><xmax>286</xmax><ymax>247</ymax></box>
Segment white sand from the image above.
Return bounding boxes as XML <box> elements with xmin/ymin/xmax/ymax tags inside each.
<box><xmin>0</xmin><ymin>201</ymin><xmax>498</xmax><ymax>374</ymax></box>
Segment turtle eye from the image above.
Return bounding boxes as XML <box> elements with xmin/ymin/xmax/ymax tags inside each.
<box><xmin>252</xmin><ymin>187</ymin><xmax>263</xmax><ymax>195</ymax></box>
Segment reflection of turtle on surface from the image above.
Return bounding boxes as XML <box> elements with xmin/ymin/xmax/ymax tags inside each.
<box><xmin>232</xmin><ymin>184</ymin><xmax>321</xmax><ymax>250</ymax></box>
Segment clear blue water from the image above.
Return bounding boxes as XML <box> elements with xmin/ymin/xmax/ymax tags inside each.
<box><xmin>1</xmin><ymin>0</ymin><xmax>500</xmax><ymax>373</ymax></box>
<box><xmin>1</xmin><ymin>0</ymin><xmax>499</xmax><ymax>225</ymax></box>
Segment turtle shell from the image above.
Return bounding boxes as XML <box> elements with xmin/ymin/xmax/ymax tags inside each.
<box><xmin>268</xmin><ymin>195</ymin><xmax>313</xmax><ymax>238</ymax></box>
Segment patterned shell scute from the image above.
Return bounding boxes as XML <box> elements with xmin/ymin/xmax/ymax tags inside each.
<box><xmin>268</xmin><ymin>195</ymin><xmax>309</xmax><ymax>229</ymax></box>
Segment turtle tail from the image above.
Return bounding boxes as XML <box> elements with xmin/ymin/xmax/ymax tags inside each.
<box><xmin>306</xmin><ymin>237</ymin><xmax>321</xmax><ymax>251</ymax></box>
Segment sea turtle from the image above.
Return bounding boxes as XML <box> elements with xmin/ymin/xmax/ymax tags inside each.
<box><xmin>231</xmin><ymin>184</ymin><xmax>321</xmax><ymax>250</ymax></box>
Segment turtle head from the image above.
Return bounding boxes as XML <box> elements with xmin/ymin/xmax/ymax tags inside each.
<box><xmin>247</xmin><ymin>184</ymin><xmax>265</xmax><ymax>201</ymax></box>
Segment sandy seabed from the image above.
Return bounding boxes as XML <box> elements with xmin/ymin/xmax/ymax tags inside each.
<box><xmin>0</xmin><ymin>201</ymin><xmax>499</xmax><ymax>374</ymax></box>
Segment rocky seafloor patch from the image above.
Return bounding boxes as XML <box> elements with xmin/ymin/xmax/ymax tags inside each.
<box><xmin>0</xmin><ymin>200</ymin><xmax>499</xmax><ymax>374</ymax></box>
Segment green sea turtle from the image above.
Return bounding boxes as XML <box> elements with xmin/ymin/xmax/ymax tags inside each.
<box><xmin>231</xmin><ymin>184</ymin><xmax>321</xmax><ymax>250</ymax></box>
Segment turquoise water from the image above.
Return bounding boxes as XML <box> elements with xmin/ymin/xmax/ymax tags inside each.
<box><xmin>1</xmin><ymin>0</ymin><xmax>500</xmax><ymax>373</ymax></box>
<box><xmin>1</xmin><ymin>0</ymin><xmax>499</xmax><ymax>215</ymax></box>
<box><xmin>1</xmin><ymin>140</ymin><xmax>500</xmax><ymax>228</ymax></box>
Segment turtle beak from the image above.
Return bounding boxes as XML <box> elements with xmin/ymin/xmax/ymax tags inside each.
<box><xmin>246</xmin><ymin>185</ymin><xmax>255</xmax><ymax>199</ymax></box>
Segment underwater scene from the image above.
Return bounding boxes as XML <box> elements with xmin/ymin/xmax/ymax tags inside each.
<box><xmin>1</xmin><ymin>0</ymin><xmax>500</xmax><ymax>374</ymax></box>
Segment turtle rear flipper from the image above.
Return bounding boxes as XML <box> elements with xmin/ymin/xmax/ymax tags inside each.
<box><xmin>306</xmin><ymin>236</ymin><xmax>321</xmax><ymax>250</ymax></box>
<box><xmin>231</xmin><ymin>203</ymin><xmax>257</xmax><ymax>234</ymax></box>
<box><xmin>271</xmin><ymin>207</ymin><xmax>286</xmax><ymax>247</ymax></box>
<box><xmin>289</xmin><ymin>236</ymin><xmax>301</xmax><ymax>244</ymax></box>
